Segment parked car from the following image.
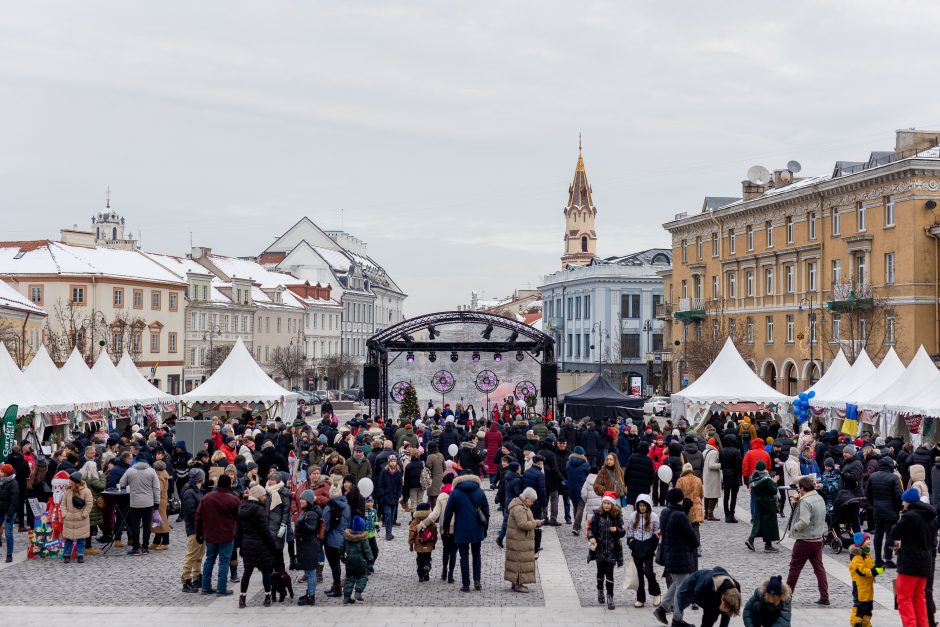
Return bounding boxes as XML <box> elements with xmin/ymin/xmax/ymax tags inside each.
<box><xmin>342</xmin><ymin>388</ymin><xmax>363</xmax><ymax>401</ymax></box>
<box><xmin>326</xmin><ymin>389</ymin><xmax>341</xmax><ymax>401</ymax></box>
<box><xmin>643</xmin><ymin>395</ymin><xmax>671</xmax><ymax>416</ymax></box>
<box><xmin>307</xmin><ymin>390</ymin><xmax>325</xmax><ymax>403</ymax></box>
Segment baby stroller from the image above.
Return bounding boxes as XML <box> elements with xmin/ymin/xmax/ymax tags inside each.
<box><xmin>824</xmin><ymin>496</ymin><xmax>865</xmax><ymax>554</ymax></box>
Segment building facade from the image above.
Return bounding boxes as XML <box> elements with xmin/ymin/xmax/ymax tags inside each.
<box><xmin>661</xmin><ymin>128</ymin><xmax>940</xmax><ymax>395</ymax></box>
<box><xmin>561</xmin><ymin>141</ymin><xmax>597</xmax><ymax>269</ymax></box>
<box><xmin>0</xmin><ymin>279</ymin><xmax>47</xmax><ymax>367</ymax></box>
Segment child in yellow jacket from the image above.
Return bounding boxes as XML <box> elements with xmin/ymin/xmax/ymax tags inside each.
<box><xmin>849</xmin><ymin>532</ymin><xmax>881</xmax><ymax>627</ymax></box>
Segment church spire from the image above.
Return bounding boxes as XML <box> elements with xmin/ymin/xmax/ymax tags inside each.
<box><xmin>561</xmin><ymin>137</ymin><xmax>597</xmax><ymax>268</ymax></box>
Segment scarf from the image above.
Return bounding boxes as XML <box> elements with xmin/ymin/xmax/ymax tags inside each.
<box><xmin>267</xmin><ymin>481</ymin><xmax>284</xmax><ymax>510</ymax></box>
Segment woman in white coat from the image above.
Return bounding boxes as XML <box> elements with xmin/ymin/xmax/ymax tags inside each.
<box><xmin>702</xmin><ymin>439</ymin><xmax>722</xmax><ymax>521</ymax></box>
<box><xmin>581</xmin><ymin>472</ymin><xmax>603</xmax><ymax>526</ymax></box>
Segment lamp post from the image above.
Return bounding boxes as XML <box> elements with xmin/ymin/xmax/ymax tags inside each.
<box><xmin>643</xmin><ymin>320</ymin><xmax>653</xmax><ymax>394</ymax></box>
<box><xmin>798</xmin><ymin>297</ymin><xmax>823</xmax><ymax>385</ymax></box>
<box><xmin>203</xmin><ymin>325</ymin><xmax>221</xmax><ymax>376</ymax></box>
<box><xmin>591</xmin><ymin>321</ymin><xmax>609</xmax><ymax>379</ymax></box>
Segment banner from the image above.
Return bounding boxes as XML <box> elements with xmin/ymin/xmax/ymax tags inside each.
<box><xmin>0</xmin><ymin>405</ymin><xmax>17</xmax><ymax>463</ymax></box>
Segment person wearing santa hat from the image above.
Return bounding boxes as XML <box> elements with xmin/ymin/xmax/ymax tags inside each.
<box><xmin>0</xmin><ymin>464</ymin><xmax>17</xmax><ymax>562</ymax></box>
<box><xmin>587</xmin><ymin>491</ymin><xmax>625</xmax><ymax>610</ymax></box>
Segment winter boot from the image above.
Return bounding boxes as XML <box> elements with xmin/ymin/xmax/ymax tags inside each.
<box><xmin>597</xmin><ymin>585</ymin><xmax>605</xmax><ymax>604</ymax></box>
<box><xmin>182</xmin><ymin>580</ymin><xmax>194</xmax><ymax>593</ymax></box>
<box><xmin>325</xmin><ymin>584</ymin><xmax>342</xmax><ymax>597</ymax></box>
<box><xmin>355</xmin><ymin>591</ymin><xmax>364</xmax><ymax>602</ymax></box>
<box><xmin>229</xmin><ymin>562</ymin><xmax>240</xmax><ymax>582</ymax></box>
<box><xmin>343</xmin><ymin>595</ymin><xmax>355</xmax><ymax>604</ymax></box>
<box><xmin>315</xmin><ymin>563</ymin><xmax>324</xmax><ymax>583</ymax></box>
<box><xmin>263</xmin><ymin>593</ymin><xmax>271</xmax><ymax>607</ymax></box>
<box><xmin>193</xmin><ymin>575</ymin><xmax>202</xmax><ymax>589</ymax></box>
<box><xmin>238</xmin><ymin>594</ymin><xmax>246</xmax><ymax>609</ymax></box>
<box><xmin>606</xmin><ymin>593</ymin><xmax>615</xmax><ymax>610</ymax></box>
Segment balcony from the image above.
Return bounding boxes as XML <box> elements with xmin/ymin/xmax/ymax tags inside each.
<box><xmin>655</xmin><ymin>302</ymin><xmax>673</xmax><ymax>320</ymax></box>
<box><xmin>673</xmin><ymin>297</ymin><xmax>706</xmax><ymax>323</ymax></box>
<box><xmin>827</xmin><ymin>281</ymin><xmax>873</xmax><ymax>313</ymax></box>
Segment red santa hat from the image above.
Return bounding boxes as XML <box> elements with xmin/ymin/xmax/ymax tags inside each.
<box><xmin>51</xmin><ymin>470</ymin><xmax>71</xmax><ymax>488</ymax></box>
<box><xmin>601</xmin><ymin>491</ymin><xmax>619</xmax><ymax>506</ymax></box>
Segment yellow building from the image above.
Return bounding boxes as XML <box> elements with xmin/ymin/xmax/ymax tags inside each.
<box><xmin>661</xmin><ymin>128</ymin><xmax>940</xmax><ymax>395</ymax></box>
<box><xmin>0</xmin><ymin>278</ymin><xmax>46</xmax><ymax>367</ymax></box>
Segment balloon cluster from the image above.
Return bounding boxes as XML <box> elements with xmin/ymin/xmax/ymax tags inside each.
<box><xmin>792</xmin><ymin>390</ymin><xmax>815</xmax><ymax>424</ymax></box>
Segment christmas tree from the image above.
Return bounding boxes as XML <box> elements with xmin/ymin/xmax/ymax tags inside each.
<box><xmin>399</xmin><ymin>384</ymin><xmax>420</xmax><ymax>422</ymax></box>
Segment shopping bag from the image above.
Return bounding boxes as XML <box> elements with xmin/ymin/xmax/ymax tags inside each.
<box><xmin>622</xmin><ymin>554</ymin><xmax>639</xmax><ymax>591</ymax></box>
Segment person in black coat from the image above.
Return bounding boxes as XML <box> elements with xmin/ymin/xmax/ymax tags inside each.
<box><xmin>458</xmin><ymin>441</ymin><xmax>485</xmax><ymax>477</ymax></box>
<box><xmin>497</xmin><ymin>462</ymin><xmax>523</xmax><ymax>546</ymax></box>
<box><xmin>893</xmin><ymin>490</ymin><xmax>937</xmax><ymax>626</ymax></box>
<box><xmin>537</xmin><ymin>440</ymin><xmax>564</xmax><ymax>526</ymax></box>
<box><xmin>238</xmin><ymin>484</ymin><xmax>279</xmax><ymax>607</ymax></box>
<box><xmin>654</xmin><ymin>488</ymin><xmax>700</xmax><ymax>627</ymax></box>
<box><xmin>0</xmin><ymin>463</ymin><xmax>18</xmax><ymax>561</ymax></box>
<box><xmin>257</xmin><ymin>442</ymin><xmax>289</xmax><ymax>482</ymax></box>
<box><xmin>179</xmin><ymin>469</ymin><xmax>205</xmax><ymax>591</ymax></box>
<box><xmin>294</xmin><ymin>489</ymin><xmax>323</xmax><ymax>605</ymax></box>
<box><xmin>5</xmin><ymin>447</ymin><xmax>29</xmax><ymax>532</ymax></box>
<box><xmin>587</xmin><ymin>495</ymin><xmax>626</xmax><ymax>609</ymax></box>
<box><xmin>865</xmin><ymin>456</ymin><xmax>902</xmax><ymax>568</ymax></box>
<box><xmin>719</xmin><ymin>436</ymin><xmax>742</xmax><ymax>523</ymax></box>
<box><xmin>438</xmin><ymin>423</ymin><xmax>461</xmax><ymax>461</ymax></box>
<box><xmin>623</xmin><ymin>441</ymin><xmax>654</xmax><ymax>508</ymax></box>
<box><xmin>522</xmin><ymin>457</ymin><xmax>548</xmax><ymax>552</ymax></box>
<box><xmin>579</xmin><ymin>422</ymin><xmax>601</xmax><ymax>470</ymax></box>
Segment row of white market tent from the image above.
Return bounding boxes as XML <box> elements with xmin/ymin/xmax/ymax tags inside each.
<box><xmin>671</xmin><ymin>337</ymin><xmax>940</xmax><ymax>440</ymax></box>
<box><xmin>1</xmin><ymin>338</ymin><xmax>298</xmax><ymax>437</ymax></box>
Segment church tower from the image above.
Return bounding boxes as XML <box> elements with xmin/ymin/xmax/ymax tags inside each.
<box><xmin>91</xmin><ymin>188</ymin><xmax>139</xmax><ymax>251</ymax></box>
<box><xmin>561</xmin><ymin>138</ymin><xmax>597</xmax><ymax>268</ymax></box>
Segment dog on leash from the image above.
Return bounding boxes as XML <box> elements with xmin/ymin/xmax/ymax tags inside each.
<box><xmin>270</xmin><ymin>571</ymin><xmax>294</xmax><ymax>602</ymax></box>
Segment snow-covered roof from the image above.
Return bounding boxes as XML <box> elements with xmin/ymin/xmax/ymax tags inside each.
<box><xmin>209</xmin><ymin>254</ymin><xmax>297</xmax><ymax>289</ymax></box>
<box><xmin>811</xmin><ymin>350</ymin><xmax>877</xmax><ymax>409</ymax></box>
<box><xmin>115</xmin><ymin>352</ymin><xmax>176</xmax><ymax>405</ymax></box>
<box><xmin>863</xmin><ymin>346</ymin><xmax>940</xmax><ymax>413</ymax></box>
<box><xmin>672</xmin><ymin>338</ymin><xmax>790</xmax><ymax>405</ymax></box>
<box><xmin>311</xmin><ymin>246</ymin><xmax>353</xmax><ymax>273</ymax></box>
<box><xmin>0</xmin><ymin>280</ymin><xmax>45</xmax><ymax>316</ymax></box>
<box><xmin>180</xmin><ymin>338</ymin><xmax>298</xmax><ymax>404</ymax></box>
<box><xmin>0</xmin><ymin>241</ymin><xmax>186</xmax><ymax>285</ymax></box>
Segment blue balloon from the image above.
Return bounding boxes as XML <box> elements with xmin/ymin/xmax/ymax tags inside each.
<box><xmin>807</xmin><ymin>390</ymin><xmax>816</xmax><ymax>398</ymax></box>
<box><xmin>799</xmin><ymin>392</ymin><xmax>808</xmax><ymax>401</ymax></box>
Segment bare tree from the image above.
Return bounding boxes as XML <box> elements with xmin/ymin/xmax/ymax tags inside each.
<box><xmin>322</xmin><ymin>353</ymin><xmax>357</xmax><ymax>389</ymax></box>
<box><xmin>816</xmin><ymin>278</ymin><xmax>899</xmax><ymax>363</ymax></box>
<box><xmin>108</xmin><ymin>311</ymin><xmax>148</xmax><ymax>363</ymax></box>
<box><xmin>0</xmin><ymin>318</ymin><xmax>37</xmax><ymax>367</ymax></box>
<box><xmin>269</xmin><ymin>344</ymin><xmax>305</xmax><ymax>388</ymax></box>
<box><xmin>677</xmin><ymin>299</ymin><xmax>756</xmax><ymax>379</ymax></box>
<box><xmin>206</xmin><ymin>343</ymin><xmax>234</xmax><ymax>376</ymax></box>
<box><xmin>43</xmin><ymin>299</ymin><xmax>109</xmax><ymax>364</ymax></box>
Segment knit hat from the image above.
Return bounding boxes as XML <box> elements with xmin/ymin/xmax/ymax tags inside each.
<box><xmin>854</xmin><ymin>438</ymin><xmax>864</xmax><ymax>447</ymax></box>
<box><xmin>217</xmin><ymin>474</ymin><xmax>233</xmax><ymax>489</ymax></box>
<box><xmin>766</xmin><ymin>575</ymin><xmax>783</xmax><ymax>596</ymax></box>
<box><xmin>853</xmin><ymin>532</ymin><xmax>872</xmax><ymax>546</ymax></box>
<box><xmin>416</xmin><ymin>502</ymin><xmax>431</xmax><ymax>511</ymax></box>
<box><xmin>351</xmin><ymin>516</ymin><xmax>366</xmax><ymax>533</ymax></box>
<box><xmin>666</xmin><ymin>488</ymin><xmax>685</xmax><ymax>504</ymax></box>
<box><xmin>69</xmin><ymin>471</ymin><xmax>82</xmax><ymax>483</ymax></box>
<box><xmin>318</xmin><ymin>434</ymin><xmax>328</xmax><ymax>443</ymax></box>
<box><xmin>248</xmin><ymin>484</ymin><xmax>267</xmax><ymax>501</ymax></box>
<box><xmin>601</xmin><ymin>491</ymin><xmax>618</xmax><ymax>506</ymax></box>
<box><xmin>0</xmin><ymin>464</ymin><xmax>12</xmax><ymax>476</ymax></box>
<box><xmin>875</xmin><ymin>437</ymin><xmax>886</xmax><ymax>447</ymax></box>
<box><xmin>507</xmin><ymin>461</ymin><xmax>520</xmax><ymax>473</ymax></box>
<box><xmin>755</xmin><ymin>460</ymin><xmax>767</xmax><ymax>471</ymax></box>
<box><xmin>299</xmin><ymin>489</ymin><xmax>315</xmax><ymax>506</ymax></box>
<box><xmin>189</xmin><ymin>468</ymin><xmax>205</xmax><ymax>482</ymax></box>
<box><xmin>573</xmin><ymin>446</ymin><xmax>585</xmax><ymax>455</ymax></box>
<box><xmin>902</xmin><ymin>487</ymin><xmax>922</xmax><ymax>504</ymax></box>
<box><xmin>843</xmin><ymin>444</ymin><xmax>857</xmax><ymax>456</ymax></box>
<box><xmin>823</xmin><ymin>458</ymin><xmax>834</xmax><ymax>469</ymax></box>
<box><xmin>707</xmin><ymin>438</ymin><xmax>717</xmax><ymax>447</ymax></box>
<box><xmin>225</xmin><ymin>464</ymin><xmax>237</xmax><ymax>475</ymax></box>
<box><xmin>262</xmin><ymin>440</ymin><xmax>274</xmax><ymax>450</ymax></box>
<box><xmin>681</xmin><ymin>462</ymin><xmax>694</xmax><ymax>475</ymax></box>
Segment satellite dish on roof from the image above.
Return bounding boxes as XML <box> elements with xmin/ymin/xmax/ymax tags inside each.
<box><xmin>747</xmin><ymin>165</ymin><xmax>771</xmax><ymax>185</ymax></box>
<box><xmin>786</xmin><ymin>160</ymin><xmax>802</xmax><ymax>174</ymax></box>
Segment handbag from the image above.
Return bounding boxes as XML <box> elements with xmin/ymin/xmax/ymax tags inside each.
<box><xmin>152</xmin><ymin>510</ymin><xmax>163</xmax><ymax>529</ymax></box>
<box><xmin>71</xmin><ymin>495</ymin><xmax>86</xmax><ymax>510</ymax></box>
<box><xmin>95</xmin><ymin>495</ymin><xmax>106</xmax><ymax>510</ymax></box>
<box><xmin>622</xmin><ymin>554</ymin><xmax>640</xmax><ymax>591</ymax></box>
<box><xmin>167</xmin><ymin>486</ymin><xmax>182</xmax><ymax>515</ymax></box>
<box><xmin>475</xmin><ymin>505</ymin><xmax>488</xmax><ymax>527</ymax></box>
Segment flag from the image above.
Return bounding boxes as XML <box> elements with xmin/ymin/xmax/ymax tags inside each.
<box><xmin>0</xmin><ymin>405</ymin><xmax>17</xmax><ymax>463</ymax></box>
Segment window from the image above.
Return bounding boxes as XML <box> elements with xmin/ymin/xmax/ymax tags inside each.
<box><xmin>620</xmin><ymin>333</ymin><xmax>640</xmax><ymax>359</ymax></box>
<box><xmin>150</xmin><ymin>331</ymin><xmax>160</xmax><ymax>352</ymax></box>
<box><xmin>696</xmin><ymin>236</ymin><xmax>703</xmax><ymax>260</ymax></box>
<box><xmin>580</xmin><ymin>236</ymin><xmax>588</xmax><ymax>253</ymax></box>
<box><xmin>566</xmin><ymin>334</ymin><xmax>572</xmax><ymax>357</ymax></box>
<box><xmin>575</xmin><ymin>296</ymin><xmax>581</xmax><ymax>319</ymax></box>
<box><xmin>832</xmin><ymin>314</ymin><xmax>841</xmax><ymax>342</ymax></box>
<box><xmin>190</xmin><ymin>311</ymin><xmax>197</xmax><ymax>330</ymax></box>
<box><xmin>764</xmin><ymin>268</ymin><xmax>774</xmax><ymax>295</ymax></box>
<box><xmin>885</xmin><ymin>252</ymin><xmax>896</xmax><ymax>284</ymax></box>
<box><xmin>746</xmin><ymin>317</ymin><xmax>754</xmax><ymax>344</ymax></box>
<box><xmin>832</xmin><ymin>207</ymin><xmax>841</xmax><ymax>236</ymax></box>
<box><xmin>70</xmin><ymin>285</ymin><xmax>86</xmax><ymax>305</ymax></box>
<box><xmin>810</xmin><ymin>316</ymin><xmax>817</xmax><ymax>344</ymax></box>
<box><xmin>766</xmin><ymin>221</ymin><xmax>774</xmax><ymax>247</ymax></box>
<box><xmin>785</xmin><ymin>265</ymin><xmax>794</xmax><ymax>293</ymax></box>
<box><xmin>113</xmin><ymin>288</ymin><xmax>124</xmax><ymax>307</ymax></box>
<box><xmin>681</xmin><ymin>239</ymin><xmax>688</xmax><ymax>262</ymax></box>
<box><xmin>808</xmin><ymin>211</ymin><xmax>817</xmax><ymax>240</ymax></box>
<box><xmin>745</xmin><ymin>270</ymin><xmax>754</xmax><ymax>296</ymax></box>
<box><xmin>29</xmin><ymin>285</ymin><xmax>43</xmax><ymax>305</ymax></box>
<box><xmin>808</xmin><ymin>262</ymin><xmax>818</xmax><ymax>291</ymax></box>
<box><xmin>886</xmin><ymin>314</ymin><xmax>896</xmax><ymax>345</ymax></box>
<box><xmin>265</xmin><ymin>317</ymin><xmax>270</xmax><ymax>333</ymax></box>
<box><xmin>712</xmin><ymin>232</ymin><xmax>719</xmax><ymax>257</ymax></box>
<box><xmin>584</xmin><ymin>295</ymin><xmax>591</xmax><ymax>319</ymax></box>
<box><xmin>567</xmin><ymin>297</ymin><xmax>573</xmax><ymax>320</ymax></box>
<box><xmin>712</xmin><ymin>319</ymin><xmax>719</xmax><ymax>341</ymax></box>
<box><xmin>786</xmin><ymin>314</ymin><xmax>794</xmax><ymax>343</ymax></box>
<box><xmin>620</xmin><ymin>294</ymin><xmax>641</xmax><ymax>318</ymax></box>
<box><xmin>859</xmin><ymin>318</ymin><xmax>868</xmax><ymax>343</ymax></box>
<box><xmin>832</xmin><ymin>259</ymin><xmax>841</xmax><ymax>285</ymax></box>
<box><xmin>855</xmin><ymin>254</ymin><xmax>866</xmax><ymax>283</ymax></box>
<box><xmin>786</xmin><ymin>216</ymin><xmax>794</xmax><ymax>243</ymax></box>
<box><xmin>169</xmin><ymin>292</ymin><xmax>178</xmax><ymax>311</ymax></box>
<box><xmin>584</xmin><ymin>333</ymin><xmax>590</xmax><ymax>358</ymax></box>
<box><xmin>856</xmin><ymin>201</ymin><xmax>866</xmax><ymax>232</ymax></box>
<box><xmin>711</xmin><ymin>275</ymin><xmax>719</xmax><ymax>299</ymax></box>
<box><xmin>766</xmin><ymin>316</ymin><xmax>774</xmax><ymax>343</ymax></box>
<box><xmin>191</xmin><ymin>347</ymin><xmax>198</xmax><ymax>367</ymax></box>
<box><xmin>168</xmin><ymin>332</ymin><xmax>177</xmax><ymax>353</ymax></box>
<box><xmin>746</xmin><ymin>225</ymin><xmax>754</xmax><ymax>251</ymax></box>
<box><xmin>728</xmin><ymin>272</ymin><xmax>737</xmax><ymax>298</ymax></box>
<box><xmin>133</xmin><ymin>289</ymin><xmax>143</xmax><ymax>309</ymax></box>
<box><xmin>885</xmin><ymin>195</ymin><xmax>895</xmax><ymax>227</ymax></box>
<box><xmin>574</xmin><ymin>334</ymin><xmax>580</xmax><ymax>359</ymax></box>
<box><xmin>728</xmin><ymin>228</ymin><xmax>736</xmax><ymax>254</ymax></box>
<box><xmin>200</xmin><ymin>312</ymin><xmax>207</xmax><ymax>330</ymax></box>
<box><xmin>132</xmin><ymin>330</ymin><xmax>142</xmax><ymax>353</ymax></box>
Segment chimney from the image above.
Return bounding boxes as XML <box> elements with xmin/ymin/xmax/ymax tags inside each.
<box><xmin>772</xmin><ymin>169</ymin><xmax>793</xmax><ymax>188</ymax></box>
<box><xmin>191</xmin><ymin>246</ymin><xmax>211</xmax><ymax>260</ymax></box>
<box><xmin>741</xmin><ymin>180</ymin><xmax>765</xmax><ymax>201</ymax></box>
<box><xmin>60</xmin><ymin>227</ymin><xmax>96</xmax><ymax>248</ymax></box>
<box><xmin>896</xmin><ymin>128</ymin><xmax>940</xmax><ymax>155</ymax></box>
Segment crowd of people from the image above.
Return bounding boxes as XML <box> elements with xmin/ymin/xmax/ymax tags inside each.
<box><xmin>0</xmin><ymin>401</ymin><xmax>937</xmax><ymax>626</ymax></box>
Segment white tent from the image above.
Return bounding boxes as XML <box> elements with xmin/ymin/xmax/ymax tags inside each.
<box><xmin>91</xmin><ymin>350</ymin><xmax>141</xmax><ymax>408</ymax></box>
<box><xmin>0</xmin><ymin>343</ymin><xmax>53</xmax><ymax>417</ymax></box>
<box><xmin>897</xmin><ymin>366</ymin><xmax>940</xmax><ymax>418</ymax></box>
<box><xmin>864</xmin><ymin>346</ymin><xmax>940</xmax><ymax>413</ymax></box>
<box><xmin>180</xmin><ymin>338</ymin><xmax>297</xmax><ymax>418</ymax></box>
<box><xmin>844</xmin><ymin>348</ymin><xmax>906</xmax><ymax>410</ymax></box>
<box><xmin>115</xmin><ymin>352</ymin><xmax>176</xmax><ymax>405</ymax></box>
<box><xmin>672</xmin><ymin>338</ymin><xmax>790</xmax><ymax>419</ymax></box>
<box><xmin>24</xmin><ymin>345</ymin><xmax>106</xmax><ymax>411</ymax></box>
<box><xmin>59</xmin><ymin>347</ymin><xmax>113</xmax><ymax>409</ymax></box>
<box><xmin>811</xmin><ymin>350</ymin><xmax>877</xmax><ymax>409</ymax></box>
<box><xmin>805</xmin><ymin>350</ymin><xmax>851</xmax><ymax>399</ymax></box>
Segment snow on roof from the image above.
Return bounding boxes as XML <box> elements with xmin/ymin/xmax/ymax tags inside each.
<box><xmin>0</xmin><ymin>280</ymin><xmax>45</xmax><ymax>316</ymax></box>
<box><xmin>0</xmin><ymin>241</ymin><xmax>186</xmax><ymax>285</ymax></box>
<box><xmin>312</xmin><ymin>246</ymin><xmax>353</xmax><ymax>273</ymax></box>
<box><xmin>209</xmin><ymin>254</ymin><xmax>297</xmax><ymax>289</ymax></box>
<box><xmin>181</xmin><ymin>338</ymin><xmax>297</xmax><ymax>404</ymax></box>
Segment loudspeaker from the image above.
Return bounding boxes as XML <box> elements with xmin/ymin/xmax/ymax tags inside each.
<box><xmin>540</xmin><ymin>363</ymin><xmax>558</xmax><ymax>397</ymax></box>
<box><xmin>363</xmin><ymin>364</ymin><xmax>381</xmax><ymax>399</ymax></box>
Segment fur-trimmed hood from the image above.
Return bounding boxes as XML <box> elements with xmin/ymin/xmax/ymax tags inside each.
<box><xmin>758</xmin><ymin>577</ymin><xmax>792</xmax><ymax>603</ymax></box>
<box><xmin>412</xmin><ymin>509</ymin><xmax>431</xmax><ymax>522</ymax></box>
<box><xmin>343</xmin><ymin>529</ymin><xmax>368</xmax><ymax>542</ymax></box>
<box><xmin>452</xmin><ymin>473</ymin><xmax>482</xmax><ymax>488</ymax></box>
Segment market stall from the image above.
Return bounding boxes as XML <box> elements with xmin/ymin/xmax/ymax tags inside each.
<box><xmin>559</xmin><ymin>374</ymin><xmax>643</xmax><ymax>420</ymax></box>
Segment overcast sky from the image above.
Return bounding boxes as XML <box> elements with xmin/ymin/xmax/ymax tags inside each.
<box><xmin>4</xmin><ymin>2</ymin><xmax>940</xmax><ymax>315</ymax></box>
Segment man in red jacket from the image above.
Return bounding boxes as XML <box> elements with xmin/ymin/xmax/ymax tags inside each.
<box><xmin>195</xmin><ymin>474</ymin><xmax>241</xmax><ymax>595</ymax></box>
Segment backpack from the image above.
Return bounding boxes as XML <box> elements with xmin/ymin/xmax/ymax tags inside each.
<box><xmin>420</xmin><ymin>466</ymin><xmax>432</xmax><ymax>490</ymax></box>
<box><xmin>418</xmin><ymin>526</ymin><xmax>434</xmax><ymax>544</ymax></box>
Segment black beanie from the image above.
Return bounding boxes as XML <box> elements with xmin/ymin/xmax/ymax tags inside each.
<box><xmin>666</xmin><ymin>487</ymin><xmax>684</xmax><ymax>504</ymax></box>
<box><xmin>217</xmin><ymin>474</ymin><xmax>232</xmax><ymax>489</ymax></box>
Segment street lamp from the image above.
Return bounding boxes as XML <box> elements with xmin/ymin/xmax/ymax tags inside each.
<box><xmin>591</xmin><ymin>321</ymin><xmax>609</xmax><ymax>378</ymax></box>
<box><xmin>643</xmin><ymin>320</ymin><xmax>654</xmax><ymax>395</ymax></box>
<box><xmin>203</xmin><ymin>325</ymin><xmax>221</xmax><ymax>374</ymax></box>
<box><xmin>798</xmin><ymin>297</ymin><xmax>824</xmax><ymax>385</ymax></box>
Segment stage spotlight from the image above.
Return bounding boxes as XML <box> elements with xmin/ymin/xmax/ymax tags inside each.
<box><xmin>428</xmin><ymin>351</ymin><xmax>437</xmax><ymax>363</ymax></box>
<box><xmin>450</xmin><ymin>351</ymin><xmax>458</xmax><ymax>362</ymax></box>
<box><xmin>481</xmin><ymin>324</ymin><xmax>493</xmax><ymax>340</ymax></box>
<box><xmin>494</xmin><ymin>352</ymin><xmax>502</xmax><ymax>362</ymax></box>
<box><xmin>406</xmin><ymin>351</ymin><xmax>414</xmax><ymax>364</ymax></box>
<box><xmin>515</xmin><ymin>351</ymin><xmax>524</xmax><ymax>362</ymax></box>
<box><xmin>471</xmin><ymin>351</ymin><xmax>481</xmax><ymax>363</ymax></box>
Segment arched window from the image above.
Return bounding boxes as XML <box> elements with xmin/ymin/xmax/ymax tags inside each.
<box><xmin>112</xmin><ymin>227</ymin><xmax>117</xmax><ymax>240</ymax></box>
<box><xmin>581</xmin><ymin>235</ymin><xmax>588</xmax><ymax>252</ymax></box>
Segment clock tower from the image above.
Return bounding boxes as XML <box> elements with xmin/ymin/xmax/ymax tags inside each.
<box><xmin>561</xmin><ymin>138</ymin><xmax>597</xmax><ymax>268</ymax></box>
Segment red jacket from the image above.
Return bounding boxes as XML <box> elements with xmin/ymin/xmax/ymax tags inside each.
<box><xmin>741</xmin><ymin>438</ymin><xmax>771</xmax><ymax>480</ymax></box>
<box><xmin>484</xmin><ymin>424</ymin><xmax>503</xmax><ymax>468</ymax></box>
<box><xmin>649</xmin><ymin>442</ymin><xmax>667</xmax><ymax>470</ymax></box>
<box><xmin>195</xmin><ymin>487</ymin><xmax>241</xmax><ymax>544</ymax></box>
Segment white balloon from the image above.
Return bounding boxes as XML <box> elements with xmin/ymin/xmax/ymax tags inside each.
<box><xmin>448</xmin><ymin>443</ymin><xmax>459</xmax><ymax>457</ymax></box>
<box><xmin>657</xmin><ymin>465</ymin><xmax>673</xmax><ymax>484</ymax></box>
<box><xmin>426</xmin><ymin>408</ymin><xmax>436</xmax><ymax>418</ymax></box>
<box><xmin>358</xmin><ymin>477</ymin><xmax>374</xmax><ymax>499</ymax></box>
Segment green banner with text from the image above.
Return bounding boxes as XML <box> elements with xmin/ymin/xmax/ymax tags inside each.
<box><xmin>0</xmin><ymin>405</ymin><xmax>17</xmax><ymax>463</ymax></box>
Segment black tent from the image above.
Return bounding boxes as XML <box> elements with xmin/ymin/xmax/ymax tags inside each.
<box><xmin>560</xmin><ymin>374</ymin><xmax>644</xmax><ymax>420</ymax></box>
